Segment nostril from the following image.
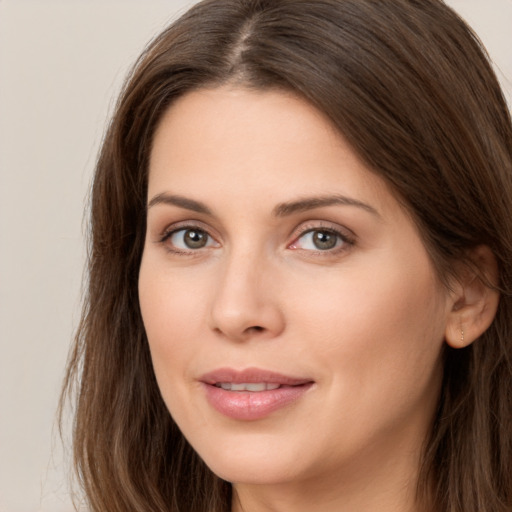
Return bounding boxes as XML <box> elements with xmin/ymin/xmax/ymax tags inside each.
<box><xmin>249</xmin><ymin>326</ymin><xmax>264</xmax><ymax>332</ymax></box>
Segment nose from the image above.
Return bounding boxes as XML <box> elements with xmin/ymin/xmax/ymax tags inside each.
<box><xmin>209</xmin><ymin>250</ymin><xmax>285</xmax><ymax>342</ymax></box>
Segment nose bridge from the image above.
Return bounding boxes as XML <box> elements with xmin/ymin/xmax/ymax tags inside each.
<box><xmin>209</xmin><ymin>242</ymin><xmax>284</xmax><ymax>341</ymax></box>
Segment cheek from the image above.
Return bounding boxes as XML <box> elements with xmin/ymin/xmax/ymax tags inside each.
<box><xmin>289</xmin><ymin>255</ymin><xmax>447</xmax><ymax>391</ymax></box>
<box><xmin>138</xmin><ymin>263</ymin><xmax>203</xmax><ymax>386</ymax></box>
<box><xmin>281</xmin><ymin>259</ymin><xmax>447</xmax><ymax>461</ymax></box>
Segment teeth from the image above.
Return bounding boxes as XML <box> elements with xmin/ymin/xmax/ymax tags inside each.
<box><xmin>216</xmin><ymin>382</ymin><xmax>281</xmax><ymax>392</ymax></box>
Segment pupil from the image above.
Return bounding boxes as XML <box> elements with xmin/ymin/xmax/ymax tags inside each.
<box><xmin>313</xmin><ymin>231</ymin><xmax>337</xmax><ymax>250</ymax></box>
<box><xmin>185</xmin><ymin>230</ymin><xmax>207</xmax><ymax>249</ymax></box>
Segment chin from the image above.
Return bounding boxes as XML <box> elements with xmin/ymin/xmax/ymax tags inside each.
<box><xmin>195</xmin><ymin>436</ymin><xmax>303</xmax><ymax>485</ymax></box>
<box><xmin>209</xmin><ymin>461</ymin><xmax>298</xmax><ymax>486</ymax></box>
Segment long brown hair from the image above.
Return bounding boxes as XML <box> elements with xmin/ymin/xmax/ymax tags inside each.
<box><xmin>61</xmin><ymin>1</ymin><xmax>512</xmax><ymax>510</ymax></box>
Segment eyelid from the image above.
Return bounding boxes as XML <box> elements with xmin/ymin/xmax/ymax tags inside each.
<box><xmin>157</xmin><ymin>220</ymin><xmax>221</xmax><ymax>253</ymax></box>
<box><xmin>287</xmin><ymin>221</ymin><xmax>356</xmax><ymax>252</ymax></box>
<box><xmin>158</xmin><ymin>219</ymin><xmax>216</xmax><ymax>239</ymax></box>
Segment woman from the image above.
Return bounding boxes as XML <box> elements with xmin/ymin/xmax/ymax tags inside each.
<box><xmin>61</xmin><ymin>0</ymin><xmax>512</xmax><ymax>511</ymax></box>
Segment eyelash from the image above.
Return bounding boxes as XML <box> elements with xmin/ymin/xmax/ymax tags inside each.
<box><xmin>158</xmin><ymin>222</ymin><xmax>219</xmax><ymax>255</ymax></box>
<box><xmin>288</xmin><ymin>224</ymin><xmax>355</xmax><ymax>255</ymax></box>
<box><xmin>157</xmin><ymin>222</ymin><xmax>355</xmax><ymax>256</ymax></box>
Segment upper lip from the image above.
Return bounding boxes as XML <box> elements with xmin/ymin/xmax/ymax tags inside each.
<box><xmin>200</xmin><ymin>367</ymin><xmax>313</xmax><ymax>386</ymax></box>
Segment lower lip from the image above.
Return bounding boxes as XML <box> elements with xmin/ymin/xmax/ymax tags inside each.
<box><xmin>202</xmin><ymin>383</ymin><xmax>314</xmax><ymax>421</ymax></box>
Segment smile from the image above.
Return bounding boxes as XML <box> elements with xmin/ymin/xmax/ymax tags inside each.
<box><xmin>200</xmin><ymin>368</ymin><xmax>314</xmax><ymax>420</ymax></box>
<box><xmin>214</xmin><ymin>382</ymin><xmax>281</xmax><ymax>391</ymax></box>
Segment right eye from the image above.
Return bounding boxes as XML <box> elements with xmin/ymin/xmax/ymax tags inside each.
<box><xmin>162</xmin><ymin>227</ymin><xmax>219</xmax><ymax>251</ymax></box>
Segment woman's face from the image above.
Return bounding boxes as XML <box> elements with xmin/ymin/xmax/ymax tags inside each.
<box><xmin>139</xmin><ymin>87</ymin><xmax>455</xmax><ymax>493</ymax></box>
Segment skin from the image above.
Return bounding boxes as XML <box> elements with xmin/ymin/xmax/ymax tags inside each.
<box><xmin>139</xmin><ymin>87</ymin><xmax>462</xmax><ymax>512</ymax></box>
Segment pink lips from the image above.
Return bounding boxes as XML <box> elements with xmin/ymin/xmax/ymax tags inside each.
<box><xmin>200</xmin><ymin>367</ymin><xmax>314</xmax><ymax>421</ymax></box>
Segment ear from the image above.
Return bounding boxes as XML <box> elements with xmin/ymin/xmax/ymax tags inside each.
<box><xmin>445</xmin><ymin>246</ymin><xmax>500</xmax><ymax>349</ymax></box>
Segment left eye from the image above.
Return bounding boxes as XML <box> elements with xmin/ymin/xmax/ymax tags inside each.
<box><xmin>291</xmin><ymin>229</ymin><xmax>345</xmax><ymax>251</ymax></box>
<box><xmin>168</xmin><ymin>228</ymin><xmax>217</xmax><ymax>250</ymax></box>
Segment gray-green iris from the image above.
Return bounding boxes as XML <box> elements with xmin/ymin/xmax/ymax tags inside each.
<box><xmin>184</xmin><ymin>229</ymin><xmax>208</xmax><ymax>249</ymax></box>
<box><xmin>313</xmin><ymin>231</ymin><xmax>337</xmax><ymax>250</ymax></box>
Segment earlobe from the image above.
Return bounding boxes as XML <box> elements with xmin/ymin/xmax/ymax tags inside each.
<box><xmin>444</xmin><ymin>246</ymin><xmax>500</xmax><ymax>349</ymax></box>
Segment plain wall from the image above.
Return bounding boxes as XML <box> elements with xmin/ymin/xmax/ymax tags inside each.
<box><xmin>0</xmin><ymin>1</ymin><xmax>510</xmax><ymax>511</ymax></box>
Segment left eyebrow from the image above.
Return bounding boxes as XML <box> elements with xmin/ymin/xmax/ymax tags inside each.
<box><xmin>273</xmin><ymin>194</ymin><xmax>381</xmax><ymax>218</ymax></box>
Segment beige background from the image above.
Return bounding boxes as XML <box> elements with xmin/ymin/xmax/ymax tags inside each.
<box><xmin>0</xmin><ymin>1</ymin><xmax>510</xmax><ymax>511</ymax></box>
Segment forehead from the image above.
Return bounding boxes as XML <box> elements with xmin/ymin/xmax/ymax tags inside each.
<box><xmin>150</xmin><ymin>86</ymin><xmax>341</xmax><ymax>169</ymax></box>
<box><xmin>148</xmin><ymin>86</ymin><xmax>395</xmax><ymax>218</ymax></box>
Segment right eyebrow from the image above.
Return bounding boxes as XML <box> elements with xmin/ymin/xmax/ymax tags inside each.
<box><xmin>147</xmin><ymin>193</ymin><xmax>213</xmax><ymax>215</ymax></box>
